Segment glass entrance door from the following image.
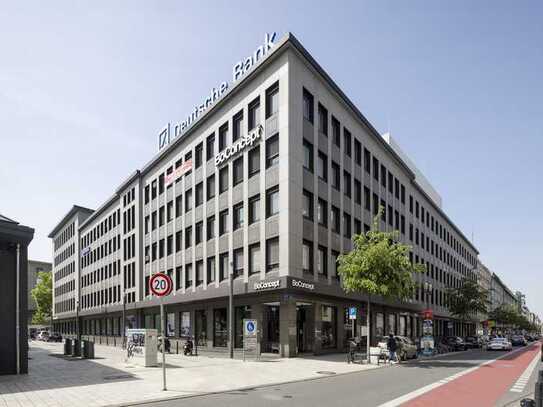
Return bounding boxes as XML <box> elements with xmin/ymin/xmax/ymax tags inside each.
<box><xmin>296</xmin><ymin>303</ymin><xmax>314</xmax><ymax>354</ymax></box>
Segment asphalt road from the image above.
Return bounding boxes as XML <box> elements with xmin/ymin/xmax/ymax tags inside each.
<box><xmin>138</xmin><ymin>343</ymin><xmax>542</xmax><ymax>407</ymax></box>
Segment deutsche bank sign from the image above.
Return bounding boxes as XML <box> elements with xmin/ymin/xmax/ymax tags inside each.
<box><xmin>215</xmin><ymin>125</ymin><xmax>263</xmax><ymax>167</ymax></box>
<box><xmin>158</xmin><ymin>32</ymin><xmax>277</xmax><ymax>151</ymax></box>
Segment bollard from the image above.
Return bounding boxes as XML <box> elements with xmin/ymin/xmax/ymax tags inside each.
<box><xmin>64</xmin><ymin>338</ymin><xmax>72</xmax><ymax>355</ymax></box>
<box><xmin>71</xmin><ymin>339</ymin><xmax>80</xmax><ymax>357</ymax></box>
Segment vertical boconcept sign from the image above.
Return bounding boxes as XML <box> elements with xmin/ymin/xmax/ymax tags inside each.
<box><xmin>158</xmin><ymin>32</ymin><xmax>277</xmax><ymax>151</ymax></box>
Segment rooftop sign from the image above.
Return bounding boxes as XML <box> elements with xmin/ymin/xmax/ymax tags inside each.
<box><xmin>158</xmin><ymin>32</ymin><xmax>277</xmax><ymax>151</ymax></box>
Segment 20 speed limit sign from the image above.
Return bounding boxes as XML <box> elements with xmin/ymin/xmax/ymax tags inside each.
<box><xmin>149</xmin><ymin>273</ymin><xmax>173</xmax><ymax>297</ymax></box>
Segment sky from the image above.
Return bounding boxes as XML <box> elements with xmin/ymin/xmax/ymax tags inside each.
<box><xmin>1</xmin><ymin>1</ymin><xmax>542</xmax><ymax>316</ymax></box>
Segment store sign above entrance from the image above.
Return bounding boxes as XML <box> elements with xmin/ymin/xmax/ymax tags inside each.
<box><xmin>291</xmin><ymin>279</ymin><xmax>315</xmax><ymax>291</ymax></box>
<box><xmin>254</xmin><ymin>279</ymin><xmax>280</xmax><ymax>291</ymax></box>
<box><xmin>158</xmin><ymin>32</ymin><xmax>278</xmax><ymax>151</ymax></box>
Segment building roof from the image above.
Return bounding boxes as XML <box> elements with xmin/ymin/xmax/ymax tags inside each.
<box><xmin>47</xmin><ymin>205</ymin><xmax>94</xmax><ymax>238</ymax></box>
<box><xmin>0</xmin><ymin>213</ymin><xmax>34</xmax><ymax>244</ymax></box>
<box><xmin>0</xmin><ymin>213</ymin><xmax>17</xmax><ymax>224</ymax></box>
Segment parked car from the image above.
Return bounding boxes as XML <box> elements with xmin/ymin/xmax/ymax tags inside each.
<box><xmin>36</xmin><ymin>331</ymin><xmax>50</xmax><ymax>341</ymax></box>
<box><xmin>487</xmin><ymin>337</ymin><xmax>512</xmax><ymax>351</ymax></box>
<box><xmin>464</xmin><ymin>336</ymin><xmax>480</xmax><ymax>349</ymax></box>
<box><xmin>511</xmin><ymin>335</ymin><xmax>527</xmax><ymax>346</ymax></box>
<box><xmin>47</xmin><ymin>333</ymin><xmax>63</xmax><ymax>342</ymax></box>
<box><xmin>444</xmin><ymin>336</ymin><xmax>467</xmax><ymax>351</ymax></box>
<box><xmin>377</xmin><ymin>335</ymin><xmax>418</xmax><ymax>361</ymax></box>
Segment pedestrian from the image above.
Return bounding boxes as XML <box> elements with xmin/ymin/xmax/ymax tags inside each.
<box><xmin>387</xmin><ymin>334</ymin><xmax>398</xmax><ymax>363</ymax></box>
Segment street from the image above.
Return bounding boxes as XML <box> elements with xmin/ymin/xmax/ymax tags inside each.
<box><xmin>142</xmin><ymin>342</ymin><xmax>542</xmax><ymax>407</ymax></box>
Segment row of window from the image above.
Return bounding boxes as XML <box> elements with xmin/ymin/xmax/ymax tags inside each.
<box><xmin>54</xmin><ymin>260</ymin><xmax>75</xmax><ymax>282</ymax></box>
<box><xmin>54</xmin><ymin>278</ymin><xmax>75</xmax><ymax>297</ymax></box>
<box><xmin>54</xmin><ymin>243</ymin><xmax>75</xmax><ymax>267</ymax></box>
<box><xmin>82</xmin><ymin>285</ymin><xmax>121</xmax><ymax>309</ymax></box>
<box><xmin>81</xmin><ymin>209</ymin><xmax>121</xmax><ymax>249</ymax></box>
<box><xmin>82</xmin><ymin>260</ymin><xmax>121</xmax><ymax>289</ymax></box>
<box><xmin>81</xmin><ymin>235</ymin><xmax>121</xmax><ymax>268</ymax></box>
<box><xmin>55</xmin><ymin>297</ymin><xmax>75</xmax><ymax>314</ymax></box>
<box><xmin>54</xmin><ymin>222</ymin><xmax>75</xmax><ymax>251</ymax></box>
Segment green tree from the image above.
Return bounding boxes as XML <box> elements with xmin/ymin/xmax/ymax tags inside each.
<box><xmin>337</xmin><ymin>209</ymin><xmax>425</xmax><ymax>362</ymax></box>
<box><xmin>447</xmin><ymin>278</ymin><xmax>490</xmax><ymax>330</ymax></box>
<box><xmin>31</xmin><ymin>271</ymin><xmax>52</xmax><ymax>325</ymax></box>
<box><xmin>489</xmin><ymin>304</ymin><xmax>521</xmax><ymax>328</ymax></box>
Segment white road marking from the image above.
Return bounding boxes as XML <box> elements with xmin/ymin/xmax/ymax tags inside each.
<box><xmin>377</xmin><ymin>344</ymin><xmax>537</xmax><ymax>407</ymax></box>
<box><xmin>510</xmin><ymin>348</ymin><xmax>541</xmax><ymax>393</ymax></box>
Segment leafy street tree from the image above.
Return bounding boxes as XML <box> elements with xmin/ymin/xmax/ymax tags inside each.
<box><xmin>31</xmin><ymin>271</ymin><xmax>53</xmax><ymax>325</ymax></box>
<box><xmin>447</xmin><ymin>278</ymin><xmax>490</xmax><ymax>333</ymax></box>
<box><xmin>337</xmin><ymin>209</ymin><xmax>426</xmax><ymax>363</ymax></box>
<box><xmin>488</xmin><ymin>303</ymin><xmax>522</xmax><ymax>329</ymax></box>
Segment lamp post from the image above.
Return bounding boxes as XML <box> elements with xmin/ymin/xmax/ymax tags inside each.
<box><xmin>229</xmin><ymin>261</ymin><xmax>234</xmax><ymax>359</ymax></box>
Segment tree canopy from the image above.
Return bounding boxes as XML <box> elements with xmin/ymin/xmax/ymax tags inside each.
<box><xmin>337</xmin><ymin>211</ymin><xmax>425</xmax><ymax>301</ymax></box>
<box><xmin>31</xmin><ymin>271</ymin><xmax>52</xmax><ymax>325</ymax></box>
<box><xmin>447</xmin><ymin>278</ymin><xmax>490</xmax><ymax>323</ymax></box>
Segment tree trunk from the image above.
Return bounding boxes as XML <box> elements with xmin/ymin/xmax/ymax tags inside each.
<box><xmin>367</xmin><ymin>295</ymin><xmax>371</xmax><ymax>364</ymax></box>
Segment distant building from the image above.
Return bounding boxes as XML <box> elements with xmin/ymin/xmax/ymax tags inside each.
<box><xmin>27</xmin><ymin>260</ymin><xmax>52</xmax><ymax>325</ymax></box>
<box><xmin>490</xmin><ymin>273</ymin><xmax>518</xmax><ymax>312</ymax></box>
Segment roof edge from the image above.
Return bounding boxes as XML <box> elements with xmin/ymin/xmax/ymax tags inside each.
<box><xmin>48</xmin><ymin>205</ymin><xmax>94</xmax><ymax>238</ymax></box>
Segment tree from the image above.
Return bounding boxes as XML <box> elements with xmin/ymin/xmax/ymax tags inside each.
<box><xmin>337</xmin><ymin>209</ymin><xmax>425</xmax><ymax>362</ymax></box>
<box><xmin>489</xmin><ymin>304</ymin><xmax>521</xmax><ymax>328</ymax></box>
<box><xmin>447</xmin><ymin>278</ymin><xmax>490</xmax><ymax>331</ymax></box>
<box><xmin>31</xmin><ymin>271</ymin><xmax>52</xmax><ymax>325</ymax></box>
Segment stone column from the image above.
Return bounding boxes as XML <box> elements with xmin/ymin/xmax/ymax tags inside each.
<box><xmin>251</xmin><ymin>303</ymin><xmax>263</xmax><ymax>355</ymax></box>
<box><xmin>206</xmin><ymin>306</ymin><xmax>214</xmax><ymax>349</ymax></box>
<box><xmin>279</xmin><ymin>296</ymin><xmax>297</xmax><ymax>357</ymax></box>
<box><xmin>313</xmin><ymin>302</ymin><xmax>323</xmax><ymax>355</ymax></box>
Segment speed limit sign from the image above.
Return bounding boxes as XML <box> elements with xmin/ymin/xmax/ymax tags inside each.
<box><xmin>149</xmin><ymin>273</ymin><xmax>173</xmax><ymax>297</ymax></box>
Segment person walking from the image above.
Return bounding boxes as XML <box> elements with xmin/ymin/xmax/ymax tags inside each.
<box><xmin>387</xmin><ymin>334</ymin><xmax>398</xmax><ymax>363</ymax></box>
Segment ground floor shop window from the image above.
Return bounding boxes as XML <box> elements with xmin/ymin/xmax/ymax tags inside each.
<box><xmin>166</xmin><ymin>313</ymin><xmax>175</xmax><ymax>337</ymax></box>
<box><xmin>375</xmin><ymin>312</ymin><xmax>384</xmax><ymax>337</ymax></box>
<box><xmin>388</xmin><ymin>314</ymin><xmax>396</xmax><ymax>335</ymax></box>
<box><xmin>214</xmin><ymin>308</ymin><xmax>227</xmax><ymax>347</ymax></box>
<box><xmin>399</xmin><ymin>315</ymin><xmax>407</xmax><ymax>337</ymax></box>
<box><xmin>195</xmin><ymin>310</ymin><xmax>207</xmax><ymax>346</ymax></box>
<box><xmin>144</xmin><ymin>315</ymin><xmax>153</xmax><ymax>329</ymax></box>
<box><xmin>264</xmin><ymin>305</ymin><xmax>280</xmax><ymax>353</ymax></box>
<box><xmin>235</xmin><ymin>306</ymin><xmax>252</xmax><ymax>348</ymax></box>
<box><xmin>321</xmin><ymin>305</ymin><xmax>337</xmax><ymax>349</ymax></box>
<box><xmin>180</xmin><ymin>311</ymin><xmax>191</xmax><ymax>338</ymax></box>
<box><xmin>154</xmin><ymin>314</ymin><xmax>161</xmax><ymax>333</ymax></box>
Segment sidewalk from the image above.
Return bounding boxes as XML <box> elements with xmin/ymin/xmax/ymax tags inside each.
<box><xmin>0</xmin><ymin>341</ymin><xmax>382</xmax><ymax>407</ymax></box>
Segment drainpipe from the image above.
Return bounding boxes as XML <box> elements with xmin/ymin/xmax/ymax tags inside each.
<box><xmin>16</xmin><ymin>243</ymin><xmax>21</xmax><ymax>374</ymax></box>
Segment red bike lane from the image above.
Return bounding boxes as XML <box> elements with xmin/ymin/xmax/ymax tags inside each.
<box><xmin>403</xmin><ymin>342</ymin><xmax>541</xmax><ymax>407</ymax></box>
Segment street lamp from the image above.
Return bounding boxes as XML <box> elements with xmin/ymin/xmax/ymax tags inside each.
<box><xmin>229</xmin><ymin>261</ymin><xmax>234</xmax><ymax>359</ymax></box>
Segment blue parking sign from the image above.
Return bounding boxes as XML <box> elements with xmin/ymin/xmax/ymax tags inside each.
<box><xmin>349</xmin><ymin>307</ymin><xmax>357</xmax><ymax>320</ymax></box>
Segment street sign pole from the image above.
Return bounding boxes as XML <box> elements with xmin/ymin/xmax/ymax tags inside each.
<box><xmin>161</xmin><ymin>299</ymin><xmax>166</xmax><ymax>391</ymax></box>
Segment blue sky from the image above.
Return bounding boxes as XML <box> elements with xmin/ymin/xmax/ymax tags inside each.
<box><xmin>1</xmin><ymin>1</ymin><xmax>541</xmax><ymax>316</ymax></box>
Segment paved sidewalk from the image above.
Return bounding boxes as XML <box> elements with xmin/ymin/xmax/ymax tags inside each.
<box><xmin>0</xmin><ymin>341</ymin><xmax>382</xmax><ymax>407</ymax></box>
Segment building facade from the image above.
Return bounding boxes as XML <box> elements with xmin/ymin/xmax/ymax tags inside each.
<box><xmin>27</xmin><ymin>260</ymin><xmax>52</xmax><ymax>325</ymax></box>
<box><xmin>49</xmin><ymin>33</ymin><xmax>479</xmax><ymax>357</ymax></box>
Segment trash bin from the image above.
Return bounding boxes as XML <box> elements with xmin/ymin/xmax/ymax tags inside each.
<box><xmin>82</xmin><ymin>340</ymin><xmax>95</xmax><ymax>359</ymax></box>
<box><xmin>64</xmin><ymin>338</ymin><xmax>72</xmax><ymax>355</ymax></box>
<box><xmin>71</xmin><ymin>339</ymin><xmax>80</xmax><ymax>357</ymax></box>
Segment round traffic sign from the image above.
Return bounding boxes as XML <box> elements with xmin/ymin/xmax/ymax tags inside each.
<box><xmin>247</xmin><ymin>321</ymin><xmax>255</xmax><ymax>333</ymax></box>
<box><xmin>149</xmin><ymin>273</ymin><xmax>173</xmax><ymax>297</ymax></box>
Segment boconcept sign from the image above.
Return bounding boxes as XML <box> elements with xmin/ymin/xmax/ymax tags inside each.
<box><xmin>158</xmin><ymin>32</ymin><xmax>277</xmax><ymax>151</ymax></box>
<box><xmin>215</xmin><ymin>125</ymin><xmax>263</xmax><ymax>167</ymax></box>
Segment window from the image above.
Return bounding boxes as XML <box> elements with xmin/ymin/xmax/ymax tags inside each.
<box><xmin>354</xmin><ymin>139</ymin><xmax>362</xmax><ymax>165</ymax></box>
<box><xmin>151</xmin><ymin>180</ymin><xmax>157</xmax><ymax>199</ymax></box>
<box><xmin>159</xmin><ymin>238</ymin><xmax>165</xmax><ymax>258</ymax></box>
<box><xmin>219</xmin><ymin>252</ymin><xmax>229</xmax><ymax>281</ymax></box>
<box><xmin>248</xmin><ymin>97</ymin><xmax>260</xmax><ymax>130</ymax></box>
<box><xmin>195</xmin><ymin>221</ymin><xmax>203</xmax><ymax>245</ymax></box>
<box><xmin>185</xmin><ymin>226</ymin><xmax>192</xmax><ymax>249</ymax></box>
<box><xmin>318</xmin><ymin>103</ymin><xmax>328</xmax><ymax>135</ymax></box>
<box><xmin>364</xmin><ymin>148</ymin><xmax>371</xmax><ymax>173</ymax></box>
<box><xmin>394</xmin><ymin>178</ymin><xmax>400</xmax><ymax>199</ymax></box>
<box><xmin>373</xmin><ymin>157</ymin><xmax>379</xmax><ymax>181</ymax></box>
<box><xmin>303</xmin><ymin>88</ymin><xmax>314</xmax><ymax>123</ymax></box>
<box><xmin>388</xmin><ymin>172</ymin><xmax>394</xmax><ymax>194</ymax></box>
<box><xmin>233</xmin><ymin>202</ymin><xmax>244</xmax><ymax>230</ymax></box>
<box><xmin>343</xmin><ymin>171</ymin><xmax>351</xmax><ymax>198</ymax></box>
<box><xmin>317</xmin><ymin>151</ymin><xmax>327</xmax><ymax>181</ymax></box>
<box><xmin>331</xmin><ymin>161</ymin><xmax>340</xmax><ymax>190</ymax></box>
<box><xmin>354</xmin><ymin>179</ymin><xmax>362</xmax><ymax>204</ymax></box>
<box><xmin>185</xmin><ymin>263</ymin><xmax>193</xmax><ymax>288</ymax></box>
<box><xmin>159</xmin><ymin>206</ymin><xmax>165</xmax><ymax>226</ymax></box>
<box><xmin>218</xmin><ymin>123</ymin><xmax>228</xmax><ymax>151</ymax></box>
<box><xmin>380</xmin><ymin>199</ymin><xmax>386</xmax><ymax>221</ymax></box>
<box><xmin>303</xmin><ymin>139</ymin><xmax>313</xmax><ymax>172</ymax></box>
<box><xmin>364</xmin><ymin>186</ymin><xmax>370</xmax><ymax>210</ymax></box>
<box><xmin>332</xmin><ymin>116</ymin><xmax>340</xmax><ymax>147</ymax></box>
<box><xmin>167</xmin><ymin>234</ymin><xmax>173</xmax><ymax>255</ymax></box>
<box><xmin>207</xmin><ymin>256</ymin><xmax>216</xmax><ymax>283</ymax></box>
<box><xmin>207</xmin><ymin>174</ymin><xmax>215</xmax><ymax>200</ymax></box>
<box><xmin>354</xmin><ymin>218</ymin><xmax>362</xmax><ymax>234</ymax></box>
<box><xmin>195</xmin><ymin>143</ymin><xmax>203</xmax><ymax>168</ymax></box>
<box><xmin>266</xmin><ymin>238</ymin><xmax>279</xmax><ymax>272</ymax></box>
<box><xmin>266</xmin><ymin>186</ymin><xmax>279</xmax><ymax>217</ymax></box>
<box><xmin>381</xmin><ymin>164</ymin><xmax>387</xmax><ymax>188</ymax></box>
<box><xmin>232</xmin><ymin>110</ymin><xmax>243</xmax><ymax>142</ymax></box>
<box><xmin>185</xmin><ymin>188</ymin><xmax>193</xmax><ymax>212</ymax></box>
<box><xmin>321</xmin><ymin>305</ymin><xmax>337</xmax><ymax>348</ymax></box>
<box><xmin>206</xmin><ymin>133</ymin><xmax>215</xmax><ymax>161</ymax></box>
<box><xmin>167</xmin><ymin>201</ymin><xmax>173</xmax><ymax>222</ymax></box>
<box><xmin>175</xmin><ymin>230</ymin><xmax>182</xmax><ymax>252</ymax></box>
<box><xmin>266</xmin><ymin>134</ymin><xmax>279</xmax><ymax>168</ymax></box>
<box><xmin>196</xmin><ymin>260</ymin><xmax>204</xmax><ymax>286</ymax></box>
<box><xmin>248</xmin><ymin>194</ymin><xmax>260</xmax><ymax>224</ymax></box>
<box><xmin>265</xmin><ymin>82</ymin><xmax>279</xmax><ymax>118</ymax></box>
<box><xmin>213</xmin><ymin>308</ymin><xmax>227</xmax><ymax>347</ymax></box>
<box><xmin>343</xmin><ymin>128</ymin><xmax>351</xmax><ymax>157</ymax></box>
<box><xmin>343</xmin><ymin>212</ymin><xmax>351</xmax><ymax>238</ymax></box>
<box><xmin>317</xmin><ymin>198</ymin><xmax>327</xmax><ymax>226</ymax></box>
<box><xmin>233</xmin><ymin>157</ymin><xmax>243</xmax><ymax>186</ymax></box>
<box><xmin>248</xmin><ymin>146</ymin><xmax>260</xmax><ymax>177</ymax></box>
<box><xmin>331</xmin><ymin>206</ymin><xmax>340</xmax><ymax>233</ymax></box>
<box><xmin>401</xmin><ymin>184</ymin><xmax>406</xmax><ymax>204</ymax></box>
<box><xmin>144</xmin><ymin>185</ymin><xmax>150</xmax><ymax>204</ymax></box>
<box><xmin>175</xmin><ymin>195</ymin><xmax>182</xmax><ymax>217</ymax></box>
<box><xmin>159</xmin><ymin>174</ymin><xmax>164</xmax><ymax>194</ymax></box>
<box><xmin>219</xmin><ymin>209</ymin><xmax>229</xmax><ymax>235</ymax></box>
<box><xmin>233</xmin><ymin>248</ymin><xmax>244</xmax><ymax>277</ymax></box>
<box><xmin>302</xmin><ymin>240</ymin><xmax>313</xmax><ymax>273</ymax></box>
<box><xmin>317</xmin><ymin>246</ymin><xmax>327</xmax><ymax>276</ymax></box>
<box><xmin>249</xmin><ymin>243</ymin><xmax>260</xmax><ymax>275</ymax></box>
<box><xmin>302</xmin><ymin>189</ymin><xmax>313</xmax><ymax>220</ymax></box>
<box><xmin>219</xmin><ymin>166</ymin><xmax>228</xmax><ymax>193</ymax></box>
<box><xmin>195</xmin><ymin>182</ymin><xmax>203</xmax><ymax>207</ymax></box>
<box><xmin>207</xmin><ymin>215</ymin><xmax>215</xmax><ymax>240</ymax></box>
<box><xmin>331</xmin><ymin>250</ymin><xmax>340</xmax><ymax>280</ymax></box>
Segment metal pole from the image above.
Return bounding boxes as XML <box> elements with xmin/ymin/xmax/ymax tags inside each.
<box><xmin>16</xmin><ymin>243</ymin><xmax>20</xmax><ymax>375</ymax></box>
<box><xmin>367</xmin><ymin>296</ymin><xmax>371</xmax><ymax>364</ymax></box>
<box><xmin>122</xmin><ymin>291</ymin><xmax>126</xmax><ymax>347</ymax></box>
<box><xmin>161</xmin><ymin>300</ymin><xmax>167</xmax><ymax>391</ymax></box>
<box><xmin>229</xmin><ymin>263</ymin><xmax>234</xmax><ymax>359</ymax></box>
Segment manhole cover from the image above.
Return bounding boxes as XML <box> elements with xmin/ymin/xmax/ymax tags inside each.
<box><xmin>316</xmin><ymin>371</ymin><xmax>336</xmax><ymax>375</ymax></box>
<box><xmin>103</xmin><ymin>374</ymin><xmax>133</xmax><ymax>381</ymax></box>
<box><xmin>283</xmin><ymin>395</ymin><xmax>293</xmax><ymax>399</ymax></box>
